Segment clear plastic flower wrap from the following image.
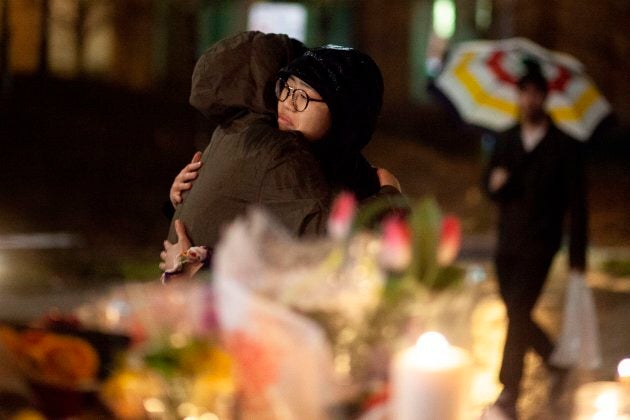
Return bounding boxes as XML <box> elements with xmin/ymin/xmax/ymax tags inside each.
<box><xmin>212</xmin><ymin>207</ymin><xmax>389</xmax><ymax>417</ymax></box>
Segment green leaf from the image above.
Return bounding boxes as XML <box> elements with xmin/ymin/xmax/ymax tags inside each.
<box><xmin>406</xmin><ymin>197</ymin><xmax>441</xmax><ymax>288</ymax></box>
<box><xmin>144</xmin><ymin>347</ymin><xmax>180</xmax><ymax>377</ymax></box>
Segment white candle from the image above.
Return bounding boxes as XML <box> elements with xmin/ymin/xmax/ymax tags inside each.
<box><xmin>391</xmin><ymin>332</ymin><xmax>471</xmax><ymax>420</ymax></box>
<box><xmin>573</xmin><ymin>381</ymin><xmax>630</xmax><ymax>419</ymax></box>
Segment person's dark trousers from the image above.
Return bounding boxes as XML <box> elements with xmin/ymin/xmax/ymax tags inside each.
<box><xmin>495</xmin><ymin>253</ymin><xmax>555</xmax><ymax>396</ymax></box>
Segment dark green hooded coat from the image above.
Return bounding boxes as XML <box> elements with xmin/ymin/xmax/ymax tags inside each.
<box><xmin>167</xmin><ymin>32</ymin><xmax>331</xmax><ymax>249</ymax></box>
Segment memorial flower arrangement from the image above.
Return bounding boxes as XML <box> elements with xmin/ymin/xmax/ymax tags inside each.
<box><xmin>0</xmin><ymin>192</ymin><xmax>467</xmax><ymax>419</ymax></box>
<box><xmin>99</xmin><ymin>336</ymin><xmax>234</xmax><ymax>419</ymax></box>
<box><xmin>0</xmin><ymin>283</ymin><xmax>236</xmax><ymax>419</ymax></box>
<box><xmin>75</xmin><ymin>281</ymin><xmax>236</xmax><ymax>419</ymax></box>
<box><xmin>209</xmin><ymin>192</ymin><xmax>467</xmax><ymax>418</ymax></box>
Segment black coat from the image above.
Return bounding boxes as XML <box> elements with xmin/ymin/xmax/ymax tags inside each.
<box><xmin>483</xmin><ymin>122</ymin><xmax>588</xmax><ymax>269</ymax></box>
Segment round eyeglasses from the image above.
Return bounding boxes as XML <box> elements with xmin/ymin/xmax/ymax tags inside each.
<box><xmin>275</xmin><ymin>79</ymin><xmax>325</xmax><ymax>112</ymax></box>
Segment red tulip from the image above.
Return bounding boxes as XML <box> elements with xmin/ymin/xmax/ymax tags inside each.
<box><xmin>437</xmin><ymin>215</ymin><xmax>461</xmax><ymax>266</ymax></box>
<box><xmin>327</xmin><ymin>191</ymin><xmax>357</xmax><ymax>239</ymax></box>
<box><xmin>379</xmin><ymin>215</ymin><xmax>412</xmax><ymax>272</ymax></box>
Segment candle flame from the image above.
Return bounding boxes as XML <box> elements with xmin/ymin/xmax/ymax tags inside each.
<box><xmin>412</xmin><ymin>332</ymin><xmax>454</xmax><ymax>368</ymax></box>
<box><xmin>618</xmin><ymin>358</ymin><xmax>630</xmax><ymax>380</ymax></box>
<box><xmin>409</xmin><ymin>332</ymin><xmax>470</xmax><ymax>370</ymax></box>
<box><xmin>416</xmin><ymin>331</ymin><xmax>449</xmax><ymax>353</ymax></box>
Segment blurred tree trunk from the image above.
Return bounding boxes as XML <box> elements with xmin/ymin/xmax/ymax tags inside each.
<box><xmin>111</xmin><ymin>0</ymin><xmax>155</xmax><ymax>89</ymax></box>
<box><xmin>37</xmin><ymin>0</ymin><xmax>50</xmax><ymax>77</ymax></box>
<box><xmin>0</xmin><ymin>0</ymin><xmax>8</xmax><ymax>75</ymax></box>
<box><xmin>0</xmin><ymin>0</ymin><xmax>9</xmax><ymax>107</ymax></box>
<box><xmin>76</xmin><ymin>0</ymin><xmax>88</xmax><ymax>78</ymax></box>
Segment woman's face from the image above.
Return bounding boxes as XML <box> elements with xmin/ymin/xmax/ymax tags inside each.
<box><xmin>277</xmin><ymin>76</ymin><xmax>332</xmax><ymax>142</ymax></box>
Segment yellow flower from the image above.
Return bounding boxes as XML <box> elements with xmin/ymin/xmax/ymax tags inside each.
<box><xmin>100</xmin><ymin>367</ymin><xmax>168</xmax><ymax>419</ymax></box>
<box><xmin>201</xmin><ymin>345</ymin><xmax>234</xmax><ymax>379</ymax></box>
<box><xmin>186</xmin><ymin>345</ymin><xmax>235</xmax><ymax>408</ymax></box>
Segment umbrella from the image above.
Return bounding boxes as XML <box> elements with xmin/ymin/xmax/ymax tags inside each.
<box><xmin>434</xmin><ymin>37</ymin><xmax>611</xmax><ymax>141</ymax></box>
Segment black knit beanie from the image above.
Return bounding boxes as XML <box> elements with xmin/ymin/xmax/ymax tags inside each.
<box><xmin>278</xmin><ymin>45</ymin><xmax>384</xmax><ymax>154</ymax></box>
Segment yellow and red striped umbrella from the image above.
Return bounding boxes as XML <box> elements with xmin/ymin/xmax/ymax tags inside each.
<box><xmin>435</xmin><ymin>38</ymin><xmax>611</xmax><ymax>141</ymax></box>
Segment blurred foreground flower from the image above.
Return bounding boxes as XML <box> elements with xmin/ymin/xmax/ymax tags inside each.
<box><xmin>328</xmin><ymin>191</ymin><xmax>358</xmax><ymax>240</ymax></box>
<box><xmin>0</xmin><ymin>326</ymin><xmax>99</xmax><ymax>389</ymax></box>
<box><xmin>99</xmin><ymin>363</ymin><xmax>167</xmax><ymax>419</ymax></box>
<box><xmin>56</xmin><ymin>192</ymin><xmax>467</xmax><ymax>419</ymax></box>
<box><xmin>438</xmin><ymin>215</ymin><xmax>462</xmax><ymax>266</ymax></box>
<box><xmin>207</xmin><ymin>193</ymin><xmax>467</xmax><ymax>416</ymax></box>
<box><xmin>70</xmin><ymin>281</ymin><xmax>235</xmax><ymax>419</ymax></box>
<box><xmin>379</xmin><ymin>215</ymin><xmax>412</xmax><ymax>272</ymax></box>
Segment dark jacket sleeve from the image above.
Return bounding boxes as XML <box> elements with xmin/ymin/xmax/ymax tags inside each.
<box><xmin>482</xmin><ymin>129</ymin><xmax>525</xmax><ymax>202</ymax></box>
<box><xmin>350</xmin><ymin>153</ymin><xmax>407</xmax><ymax>202</ymax></box>
<box><xmin>353</xmin><ymin>154</ymin><xmax>411</xmax><ymax>222</ymax></box>
<box><xmin>482</xmin><ymin>133</ymin><xmax>507</xmax><ymax>201</ymax></box>
<box><xmin>352</xmin><ymin>154</ymin><xmax>381</xmax><ymax>200</ymax></box>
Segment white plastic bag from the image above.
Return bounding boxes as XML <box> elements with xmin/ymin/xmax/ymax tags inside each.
<box><xmin>550</xmin><ymin>271</ymin><xmax>602</xmax><ymax>369</ymax></box>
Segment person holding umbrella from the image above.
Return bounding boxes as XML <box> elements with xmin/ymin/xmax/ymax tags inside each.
<box><xmin>482</xmin><ymin>60</ymin><xmax>588</xmax><ymax>419</ymax></box>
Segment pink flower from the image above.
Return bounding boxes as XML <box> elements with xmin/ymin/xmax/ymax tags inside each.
<box><xmin>328</xmin><ymin>191</ymin><xmax>357</xmax><ymax>240</ymax></box>
<box><xmin>379</xmin><ymin>215</ymin><xmax>412</xmax><ymax>272</ymax></box>
<box><xmin>437</xmin><ymin>215</ymin><xmax>461</xmax><ymax>266</ymax></box>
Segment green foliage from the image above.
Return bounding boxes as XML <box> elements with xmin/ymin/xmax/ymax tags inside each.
<box><xmin>406</xmin><ymin>197</ymin><xmax>442</xmax><ymax>289</ymax></box>
<box><xmin>353</xmin><ymin>194</ymin><xmax>464</xmax><ymax>292</ymax></box>
<box><xmin>432</xmin><ymin>264</ymin><xmax>466</xmax><ymax>291</ymax></box>
<box><xmin>144</xmin><ymin>346</ymin><xmax>181</xmax><ymax>378</ymax></box>
<box><xmin>144</xmin><ymin>339</ymin><xmax>209</xmax><ymax>378</ymax></box>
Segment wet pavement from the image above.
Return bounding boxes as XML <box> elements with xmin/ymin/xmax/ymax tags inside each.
<box><xmin>465</xmin><ymin>248</ymin><xmax>630</xmax><ymax>419</ymax></box>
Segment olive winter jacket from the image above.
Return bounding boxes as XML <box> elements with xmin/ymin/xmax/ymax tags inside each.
<box><xmin>167</xmin><ymin>32</ymin><xmax>330</xmax><ymax>249</ymax></box>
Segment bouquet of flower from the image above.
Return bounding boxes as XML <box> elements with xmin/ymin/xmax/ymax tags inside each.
<box><xmin>20</xmin><ymin>192</ymin><xmax>466</xmax><ymax>419</ymax></box>
<box><xmin>71</xmin><ymin>280</ymin><xmax>235</xmax><ymax>419</ymax></box>
<box><xmin>210</xmin><ymin>192</ymin><xmax>467</xmax><ymax>417</ymax></box>
<box><xmin>99</xmin><ymin>334</ymin><xmax>234</xmax><ymax>419</ymax></box>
